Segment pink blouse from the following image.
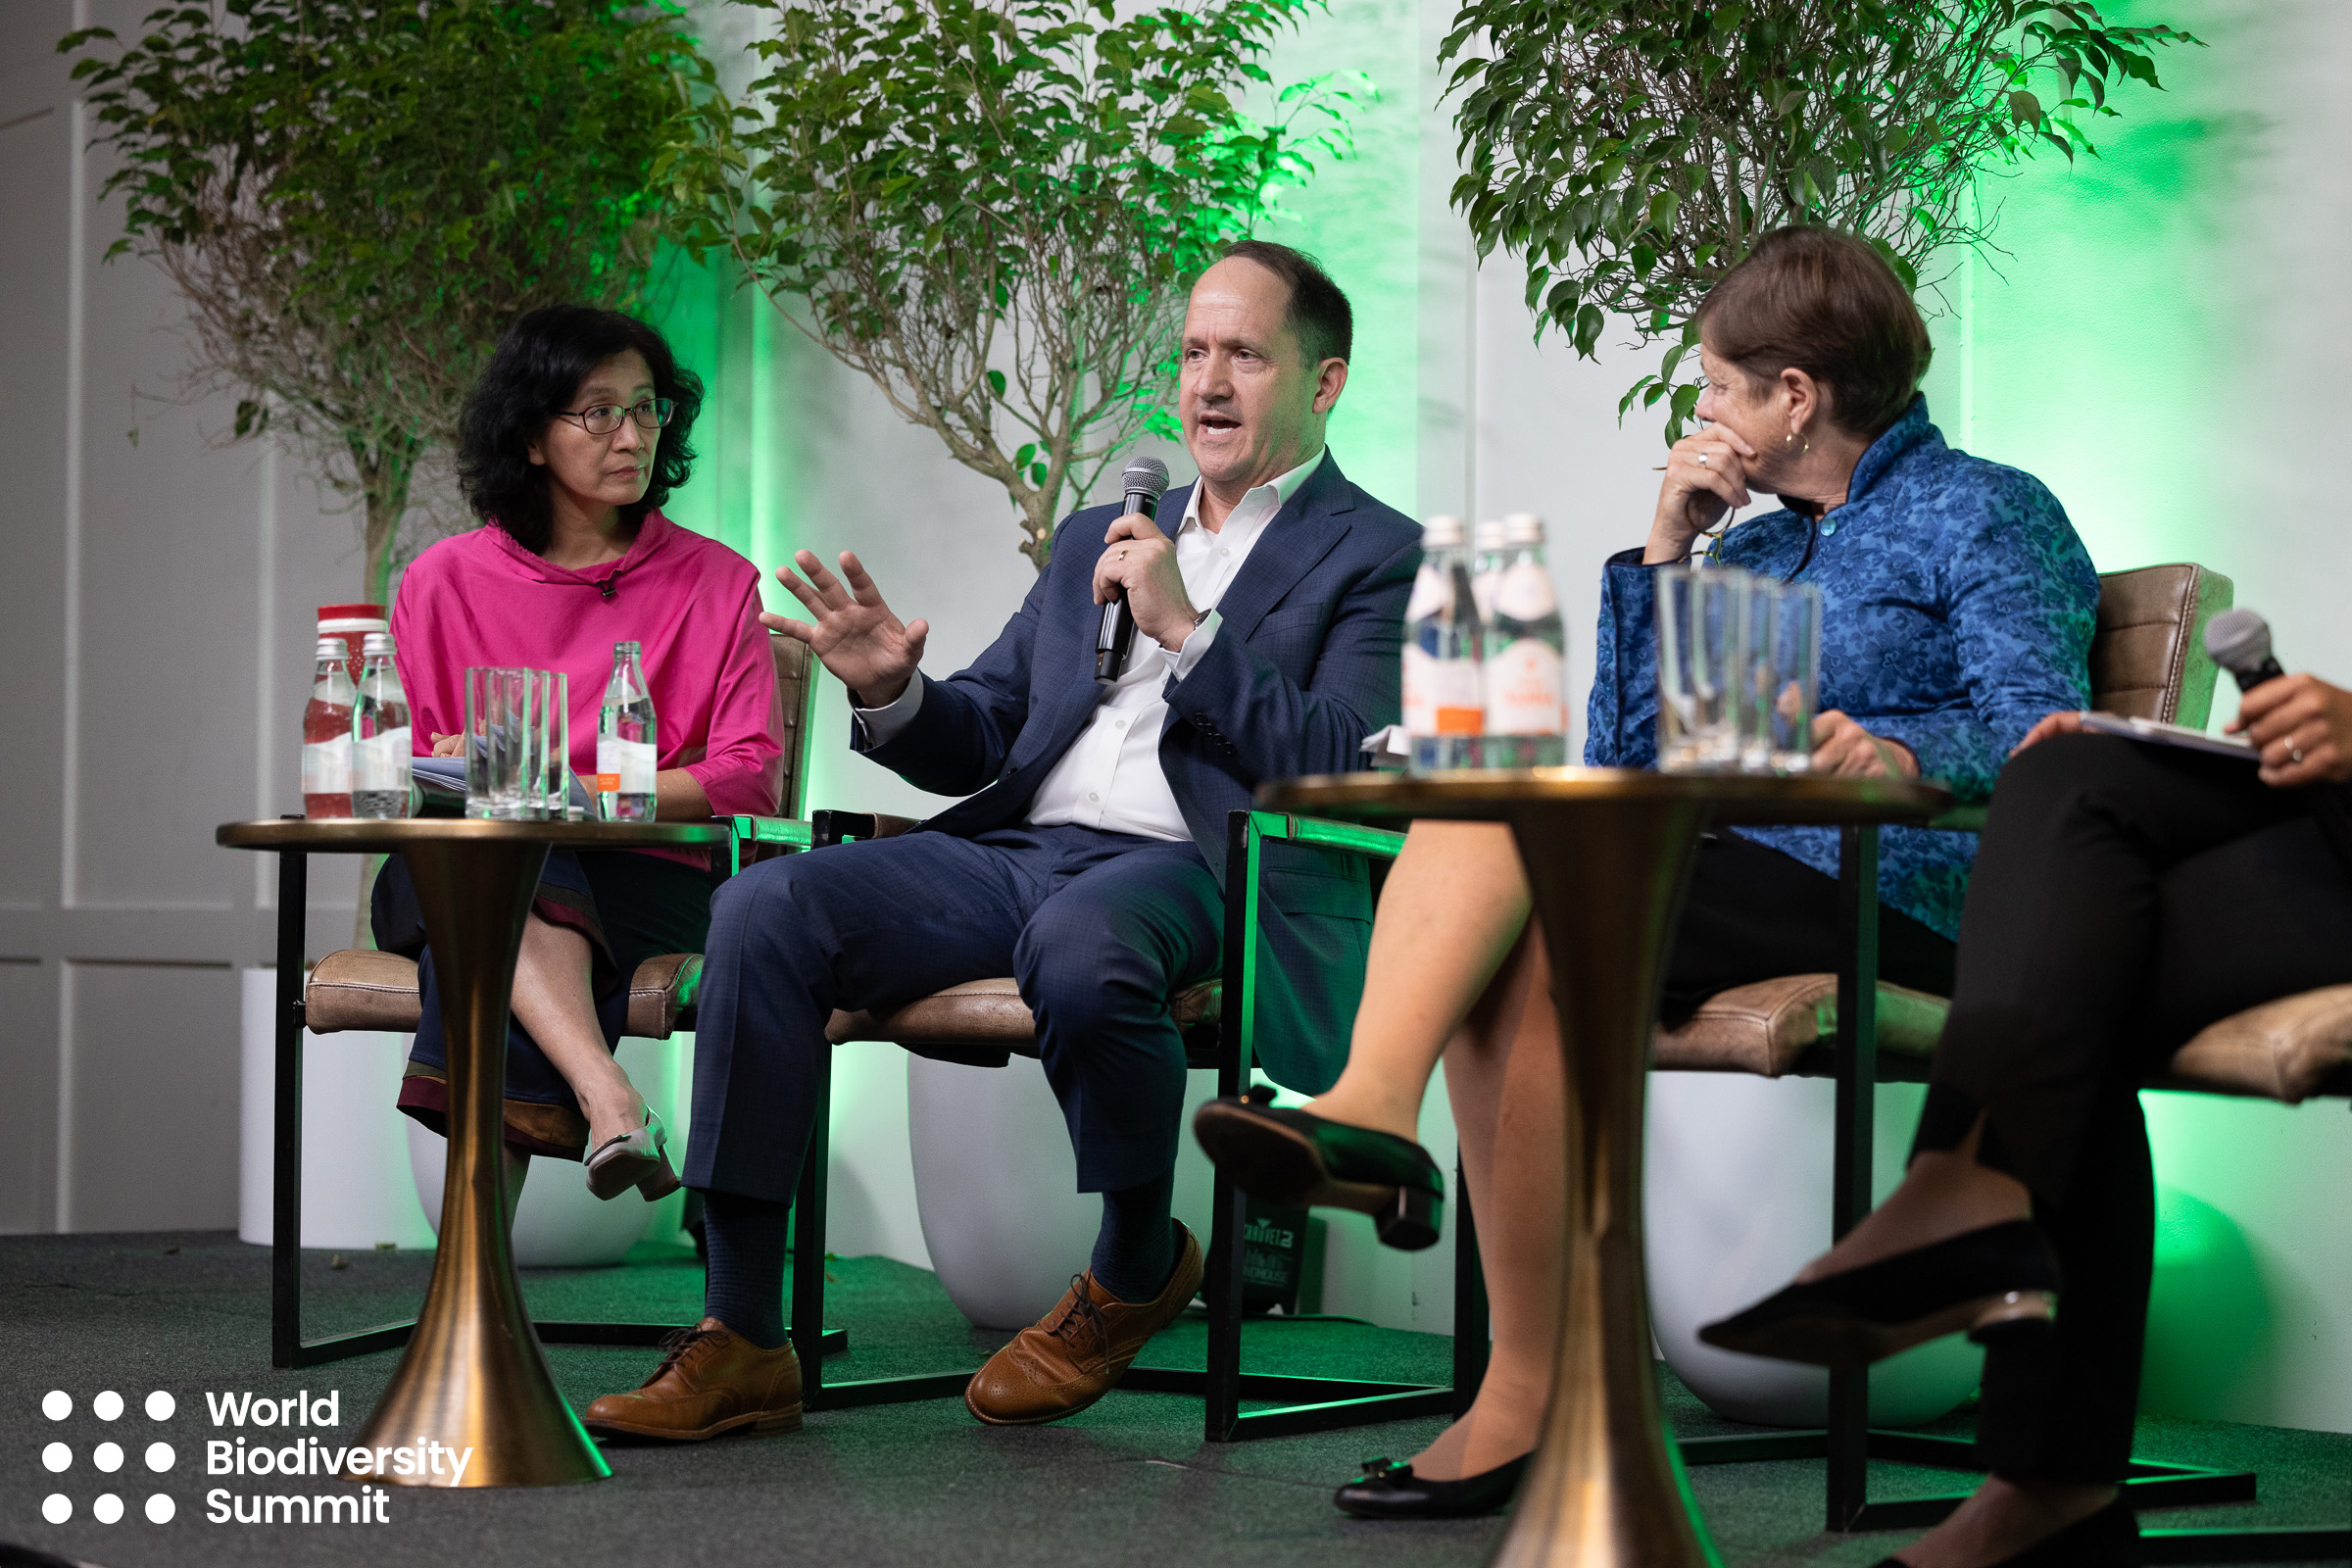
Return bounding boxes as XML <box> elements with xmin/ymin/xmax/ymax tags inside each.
<box><xmin>392</xmin><ymin>513</ymin><xmax>783</xmax><ymax>837</ymax></box>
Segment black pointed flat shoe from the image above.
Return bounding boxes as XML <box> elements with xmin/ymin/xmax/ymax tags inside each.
<box><xmin>1192</xmin><ymin>1098</ymin><xmax>1445</xmax><ymax>1250</ymax></box>
<box><xmin>1335</xmin><ymin>1452</ymin><xmax>1529</xmax><ymax>1519</ymax></box>
<box><xmin>1872</xmin><ymin>1493</ymin><xmax>2137</xmax><ymax>1567</ymax></box>
<box><xmin>1699</xmin><ymin>1218</ymin><xmax>2060</xmax><ymax>1368</ymax></box>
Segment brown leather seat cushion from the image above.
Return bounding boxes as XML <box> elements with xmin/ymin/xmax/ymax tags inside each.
<box><xmin>1650</xmin><ymin>974</ymin><xmax>1950</xmax><ymax>1077</ymax></box>
<box><xmin>304</xmin><ymin>948</ymin><xmax>701</xmax><ymax>1040</ymax></box>
<box><xmin>827</xmin><ymin>977</ymin><xmax>1223</xmax><ymax>1068</ymax></box>
<box><xmin>1654</xmin><ymin>972</ymin><xmax>2352</xmax><ymax>1103</ymax></box>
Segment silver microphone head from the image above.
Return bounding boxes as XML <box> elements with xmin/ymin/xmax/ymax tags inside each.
<box><xmin>1120</xmin><ymin>455</ymin><xmax>1171</xmax><ymax>504</ymax></box>
<box><xmin>2203</xmin><ymin>607</ymin><xmax>2274</xmax><ymax>678</ymax></box>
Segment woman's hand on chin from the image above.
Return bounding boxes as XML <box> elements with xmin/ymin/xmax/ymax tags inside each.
<box><xmin>2230</xmin><ymin>672</ymin><xmax>2352</xmax><ymax>786</ymax></box>
<box><xmin>1809</xmin><ymin>710</ymin><xmax>1919</xmax><ymax>779</ymax></box>
<box><xmin>1644</xmin><ymin>423</ymin><xmax>1759</xmax><ymax>564</ymax></box>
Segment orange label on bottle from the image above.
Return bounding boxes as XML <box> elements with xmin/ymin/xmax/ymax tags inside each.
<box><xmin>1435</xmin><ymin>706</ymin><xmax>1485</xmax><ymax>735</ymax></box>
<box><xmin>595</xmin><ymin>773</ymin><xmax>621</xmax><ymax>792</ymax></box>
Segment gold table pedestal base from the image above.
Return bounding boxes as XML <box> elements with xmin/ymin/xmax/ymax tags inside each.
<box><xmin>1490</xmin><ymin>796</ymin><xmax>1719</xmax><ymax>1568</ymax></box>
<box><xmin>349</xmin><ymin>837</ymin><xmax>611</xmax><ymax>1489</ymax></box>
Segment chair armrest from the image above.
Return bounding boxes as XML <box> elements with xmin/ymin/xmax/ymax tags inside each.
<box><xmin>1244</xmin><ymin>809</ymin><xmax>1407</xmax><ymax>862</ymax></box>
<box><xmin>1925</xmin><ymin>805</ymin><xmax>1987</xmax><ymax>833</ymax></box>
<box><xmin>732</xmin><ymin>814</ymin><xmax>814</xmax><ymax>852</ymax></box>
<box><xmin>809</xmin><ymin>809</ymin><xmax>922</xmax><ymax>848</ymax></box>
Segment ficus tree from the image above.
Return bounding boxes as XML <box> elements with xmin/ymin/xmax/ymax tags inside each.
<box><xmin>662</xmin><ymin>0</ymin><xmax>1367</xmax><ymax>569</ymax></box>
<box><xmin>60</xmin><ymin>0</ymin><xmax>698</xmax><ymax>609</ymax></box>
<box><xmin>1441</xmin><ymin>0</ymin><xmax>2201</xmax><ymax>441</ymax></box>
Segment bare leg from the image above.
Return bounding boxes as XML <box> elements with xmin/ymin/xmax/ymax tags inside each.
<box><xmin>1400</xmin><ymin>922</ymin><xmax>1561</xmax><ymax>1481</ymax></box>
<box><xmin>502</xmin><ymin>1146</ymin><xmax>530</xmax><ymax>1233</ymax></box>
<box><xmin>1793</xmin><ymin>1117</ymin><xmax>2030</xmax><ymax>1282</ymax></box>
<box><xmin>509</xmin><ymin>912</ymin><xmax>648</xmax><ymax>1154</ymax></box>
<box><xmin>1306</xmin><ymin>823</ymin><xmax>1531</xmax><ymax>1140</ymax></box>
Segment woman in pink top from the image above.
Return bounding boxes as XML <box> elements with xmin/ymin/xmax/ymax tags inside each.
<box><xmin>377</xmin><ymin>305</ymin><xmax>781</xmax><ymax>1210</ymax></box>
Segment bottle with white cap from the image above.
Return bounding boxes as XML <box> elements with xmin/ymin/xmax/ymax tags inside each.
<box><xmin>1402</xmin><ymin>514</ymin><xmax>1485</xmax><ymax>772</ymax></box>
<box><xmin>300</xmin><ymin>637</ymin><xmax>355</xmax><ymax>818</ymax></box>
<box><xmin>1481</xmin><ymin>512</ymin><xmax>1568</xmax><ymax>767</ymax></box>
<box><xmin>597</xmin><ymin>641</ymin><xmax>659</xmax><ymax>821</ymax></box>
<box><xmin>350</xmin><ymin>631</ymin><xmax>414</xmax><ymax>819</ymax></box>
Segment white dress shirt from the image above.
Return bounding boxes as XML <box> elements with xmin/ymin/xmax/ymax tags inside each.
<box><xmin>856</xmin><ymin>448</ymin><xmax>1327</xmax><ymax>842</ymax></box>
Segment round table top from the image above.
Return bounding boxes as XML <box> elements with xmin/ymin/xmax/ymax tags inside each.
<box><xmin>1260</xmin><ymin>767</ymin><xmax>1953</xmax><ymax>827</ymax></box>
<box><xmin>216</xmin><ymin>817</ymin><xmax>736</xmax><ymax>853</ymax></box>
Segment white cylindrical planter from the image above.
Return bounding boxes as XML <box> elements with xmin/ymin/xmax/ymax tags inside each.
<box><xmin>906</xmin><ymin>1054</ymin><xmax>1218</xmax><ymax>1331</ymax></box>
<box><xmin>408</xmin><ymin>1035</ymin><xmax>682</xmax><ymax>1268</ymax></box>
<box><xmin>238</xmin><ymin>967</ymin><xmax>436</xmax><ymax>1250</ymax></box>
<box><xmin>1645</xmin><ymin>1070</ymin><xmax>1984</xmax><ymax>1427</ymax></box>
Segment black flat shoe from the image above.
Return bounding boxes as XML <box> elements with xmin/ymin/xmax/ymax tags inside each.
<box><xmin>1699</xmin><ymin>1218</ymin><xmax>2060</xmax><ymax>1368</ymax></box>
<box><xmin>1192</xmin><ymin>1098</ymin><xmax>1445</xmax><ymax>1250</ymax></box>
<box><xmin>1335</xmin><ymin>1452</ymin><xmax>1529</xmax><ymax>1519</ymax></box>
<box><xmin>1873</xmin><ymin>1494</ymin><xmax>2137</xmax><ymax>1567</ymax></box>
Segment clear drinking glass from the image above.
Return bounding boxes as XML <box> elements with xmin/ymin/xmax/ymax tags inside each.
<box><xmin>1655</xmin><ymin>564</ymin><xmax>1749</xmax><ymax>772</ymax></box>
<box><xmin>464</xmin><ymin>666</ymin><xmax>532</xmax><ymax>819</ymax></box>
<box><xmin>1764</xmin><ymin>582</ymin><xmax>1823</xmax><ymax>773</ymax></box>
<box><xmin>531</xmin><ymin>669</ymin><xmax>570</xmax><ymax>818</ymax></box>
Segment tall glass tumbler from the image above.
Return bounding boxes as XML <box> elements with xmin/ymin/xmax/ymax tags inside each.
<box><xmin>1764</xmin><ymin>582</ymin><xmax>1823</xmax><ymax>772</ymax></box>
<box><xmin>1655</xmin><ymin>564</ymin><xmax>1749</xmax><ymax>772</ymax></box>
<box><xmin>464</xmin><ymin>666</ymin><xmax>532</xmax><ymax>819</ymax></box>
<box><xmin>531</xmin><ymin>669</ymin><xmax>571</xmax><ymax>818</ymax></box>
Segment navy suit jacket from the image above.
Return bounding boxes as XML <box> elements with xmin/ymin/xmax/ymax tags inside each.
<box><xmin>857</xmin><ymin>453</ymin><xmax>1421</xmax><ymax>1093</ymax></box>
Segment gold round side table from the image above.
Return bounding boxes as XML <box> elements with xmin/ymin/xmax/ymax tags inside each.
<box><xmin>1256</xmin><ymin>769</ymin><xmax>1951</xmax><ymax>1568</ymax></box>
<box><xmin>217</xmin><ymin>817</ymin><xmax>734</xmax><ymax>1489</ymax></box>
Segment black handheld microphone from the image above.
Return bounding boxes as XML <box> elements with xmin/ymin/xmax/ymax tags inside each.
<box><xmin>2204</xmin><ymin>607</ymin><xmax>2287</xmax><ymax>692</ymax></box>
<box><xmin>1095</xmin><ymin>455</ymin><xmax>1173</xmax><ymax>684</ymax></box>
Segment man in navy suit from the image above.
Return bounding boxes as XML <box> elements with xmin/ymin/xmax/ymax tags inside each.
<box><xmin>584</xmin><ymin>241</ymin><xmax>1421</xmax><ymax>1440</ymax></box>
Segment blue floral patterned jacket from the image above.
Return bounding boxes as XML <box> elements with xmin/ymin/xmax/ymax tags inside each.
<box><xmin>1586</xmin><ymin>396</ymin><xmax>2100</xmax><ymax>938</ymax></box>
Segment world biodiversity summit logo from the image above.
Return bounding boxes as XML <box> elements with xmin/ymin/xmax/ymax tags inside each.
<box><xmin>37</xmin><ymin>1387</ymin><xmax>408</xmax><ymax>1529</ymax></box>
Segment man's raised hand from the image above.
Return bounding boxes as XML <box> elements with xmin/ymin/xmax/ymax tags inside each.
<box><xmin>761</xmin><ymin>550</ymin><xmax>928</xmax><ymax>709</ymax></box>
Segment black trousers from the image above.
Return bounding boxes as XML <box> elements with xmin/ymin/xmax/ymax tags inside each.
<box><xmin>1660</xmin><ymin>830</ymin><xmax>1956</xmax><ymax>1022</ymax></box>
<box><xmin>1913</xmin><ymin>732</ymin><xmax>2352</xmax><ymax>1480</ymax></box>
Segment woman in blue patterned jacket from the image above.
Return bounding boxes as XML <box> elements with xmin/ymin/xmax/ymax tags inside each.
<box><xmin>1195</xmin><ymin>226</ymin><xmax>2103</xmax><ymax>1539</ymax></box>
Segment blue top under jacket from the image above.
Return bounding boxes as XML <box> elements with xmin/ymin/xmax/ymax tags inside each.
<box><xmin>1587</xmin><ymin>395</ymin><xmax>2101</xmax><ymax>938</ymax></box>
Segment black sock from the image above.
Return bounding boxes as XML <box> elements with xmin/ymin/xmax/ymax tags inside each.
<box><xmin>700</xmin><ymin>1189</ymin><xmax>791</xmax><ymax>1350</ymax></box>
<box><xmin>1089</xmin><ymin>1171</ymin><xmax>1179</xmax><ymax>1304</ymax></box>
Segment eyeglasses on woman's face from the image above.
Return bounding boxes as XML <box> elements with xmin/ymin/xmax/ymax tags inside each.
<box><xmin>555</xmin><ymin>398</ymin><xmax>675</xmax><ymax>437</ymax></box>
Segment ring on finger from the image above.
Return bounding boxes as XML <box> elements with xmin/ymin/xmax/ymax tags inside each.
<box><xmin>1695</xmin><ymin>452</ymin><xmax>1709</xmax><ymax>466</ymax></box>
<box><xmin>2291</xmin><ymin>741</ymin><xmax>2308</xmax><ymax>764</ymax></box>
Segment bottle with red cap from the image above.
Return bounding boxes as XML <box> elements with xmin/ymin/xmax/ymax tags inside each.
<box><xmin>302</xmin><ymin>637</ymin><xmax>356</xmax><ymax>817</ymax></box>
<box><xmin>317</xmin><ymin>603</ymin><xmax>387</xmax><ymax>684</ymax></box>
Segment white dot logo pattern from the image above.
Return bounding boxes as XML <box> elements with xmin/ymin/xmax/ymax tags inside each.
<box><xmin>93</xmin><ymin>1390</ymin><xmax>124</xmax><ymax>1421</ymax></box>
<box><xmin>93</xmin><ymin>1493</ymin><xmax>123</xmax><ymax>1524</ymax></box>
<box><xmin>94</xmin><ymin>1441</ymin><xmax>123</xmax><ymax>1473</ymax></box>
<box><xmin>41</xmin><ymin>1442</ymin><xmax>71</xmax><ymax>1473</ymax></box>
<box><xmin>38</xmin><ymin>1391</ymin><xmax>188</xmax><ymax>1528</ymax></box>
<box><xmin>41</xmin><ymin>1494</ymin><xmax>70</xmax><ymax>1524</ymax></box>
<box><xmin>145</xmin><ymin>1441</ymin><xmax>174</xmax><ymax>1473</ymax></box>
<box><xmin>144</xmin><ymin>1391</ymin><xmax>175</xmax><ymax>1421</ymax></box>
<box><xmin>145</xmin><ymin>1493</ymin><xmax>175</xmax><ymax>1523</ymax></box>
<box><xmin>40</xmin><ymin>1391</ymin><xmax>70</xmax><ymax>1421</ymax></box>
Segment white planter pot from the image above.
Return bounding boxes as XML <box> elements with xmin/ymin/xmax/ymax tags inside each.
<box><xmin>906</xmin><ymin>1054</ymin><xmax>1218</xmax><ymax>1331</ymax></box>
<box><xmin>408</xmin><ymin>1035</ymin><xmax>686</xmax><ymax>1269</ymax></box>
<box><xmin>238</xmin><ymin>967</ymin><xmax>436</xmax><ymax>1250</ymax></box>
<box><xmin>1644</xmin><ymin>1071</ymin><xmax>1984</xmax><ymax>1427</ymax></box>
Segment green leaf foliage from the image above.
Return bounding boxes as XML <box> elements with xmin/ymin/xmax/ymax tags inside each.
<box><xmin>59</xmin><ymin>1</ymin><xmax>697</xmax><ymax>604</ymax></box>
<box><xmin>662</xmin><ymin>1</ymin><xmax>1367</xmax><ymax>568</ymax></box>
<box><xmin>1440</xmin><ymin>1</ymin><xmax>2200</xmax><ymax>442</ymax></box>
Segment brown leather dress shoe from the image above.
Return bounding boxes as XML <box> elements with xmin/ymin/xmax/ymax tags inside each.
<box><xmin>582</xmin><ymin>1318</ymin><xmax>803</xmax><ymax>1442</ymax></box>
<box><xmin>964</xmin><ymin>1222</ymin><xmax>1203</xmax><ymax>1426</ymax></box>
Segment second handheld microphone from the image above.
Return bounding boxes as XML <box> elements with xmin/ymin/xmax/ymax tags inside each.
<box><xmin>1095</xmin><ymin>455</ymin><xmax>1173</xmax><ymax>684</ymax></box>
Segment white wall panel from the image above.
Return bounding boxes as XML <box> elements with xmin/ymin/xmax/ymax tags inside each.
<box><xmin>60</xmin><ymin>959</ymin><xmax>238</xmax><ymax>1232</ymax></box>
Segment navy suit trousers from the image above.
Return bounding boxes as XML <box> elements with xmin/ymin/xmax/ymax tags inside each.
<box><xmin>683</xmin><ymin>824</ymin><xmax>1225</xmax><ymax>1203</ymax></box>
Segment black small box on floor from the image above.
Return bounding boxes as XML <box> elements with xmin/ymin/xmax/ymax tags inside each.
<box><xmin>1241</xmin><ymin>1198</ymin><xmax>1313</xmax><ymax>1314</ymax></box>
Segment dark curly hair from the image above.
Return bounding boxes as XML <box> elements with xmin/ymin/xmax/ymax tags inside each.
<box><xmin>457</xmin><ymin>305</ymin><xmax>704</xmax><ymax>552</ymax></box>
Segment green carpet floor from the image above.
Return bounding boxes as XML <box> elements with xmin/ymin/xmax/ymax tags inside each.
<box><xmin>0</xmin><ymin>1231</ymin><xmax>2343</xmax><ymax>1567</ymax></box>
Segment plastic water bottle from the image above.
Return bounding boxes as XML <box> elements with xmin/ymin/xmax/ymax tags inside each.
<box><xmin>300</xmin><ymin>637</ymin><xmax>355</xmax><ymax>818</ymax></box>
<box><xmin>1402</xmin><ymin>515</ymin><xmax>1485</xmax><ymax>772</ymax></box>
<box><xmin>350</xmin><ymin>631</ymin><xmax>413</xmax><ymax>819</ymax></box>
<box><xmin>1482</xmin><ymin>512</ymin><xmax>1569</xmax><ymax>767</ymax></box>
<box><xmin>597</xmin><ymin>641</ymin><xmax>658</xmax><ymax>821</ymax></box>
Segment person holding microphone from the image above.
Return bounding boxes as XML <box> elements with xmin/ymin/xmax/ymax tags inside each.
<box><xmin>1698</xmin><ymin>655</ymin><xmax>2352</xmax><ymax>1567</ymax></box>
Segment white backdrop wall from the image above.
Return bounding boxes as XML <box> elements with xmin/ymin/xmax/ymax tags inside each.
<box><xmin>4</xmin><ymin>0</ymin><xmax>2348</xmax><ymax>1431</ymax></box>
